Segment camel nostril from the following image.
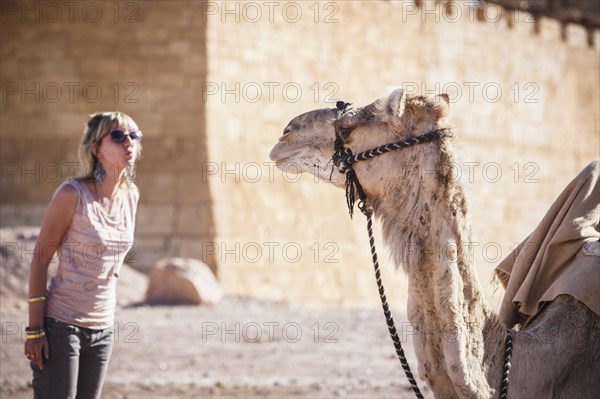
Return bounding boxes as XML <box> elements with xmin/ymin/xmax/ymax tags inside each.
<box><xmin>279</xmin><ymin>127</ymin><xmax>293</xmax><ymax>141</ymax></box>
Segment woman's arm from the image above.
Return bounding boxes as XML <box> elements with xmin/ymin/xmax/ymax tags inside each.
<box><xmin>28</xmin><ymin>183</ymin><xmax>78</xmax><ymax>328</ymax></box>
<box><xmin>26</xmin><ymin>183</ymin><xmax>78</xmax><ymax>368</ymax></box>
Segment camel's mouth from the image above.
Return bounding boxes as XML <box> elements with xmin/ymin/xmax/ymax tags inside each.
<box><xmin>272</xmin><ymin>157</ymin><xmax>304</xmax><ymax>176</ymax></box>
<box><xmin>269</xmin><ymin>142</ymin><xmax>299</xmax><ymax>164</ymax></box>
<box><xmin>273</xmin><ymin>158</ymin><xmax>292</xmax><ymax>171</ymax></box>
<box><xmin>269</xmin><ymin>149</ymin><xmax>296</xmax><ymax>174</ymax></box>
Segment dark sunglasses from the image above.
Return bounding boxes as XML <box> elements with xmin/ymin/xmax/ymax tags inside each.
<box><xmin>101</xmin><ymin>129</ymin><xmax>143</xmax><ymax>143</ymax></box>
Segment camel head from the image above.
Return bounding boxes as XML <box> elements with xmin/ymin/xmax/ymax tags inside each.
<box><xmin>269</xmin><ymin>107</ymin><xmax>343</xmax><ymax>185</ymax></box>
<box><xmin>269</xmin><ymin>88</ymin><xmax>452</xmax><ymax>195</ymax></box>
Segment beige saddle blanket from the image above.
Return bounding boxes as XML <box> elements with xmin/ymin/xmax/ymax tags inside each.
<box><xmin>495</xmin><ymin>159</ymin><xmax>600</xmax><ymax>327</ymax></box>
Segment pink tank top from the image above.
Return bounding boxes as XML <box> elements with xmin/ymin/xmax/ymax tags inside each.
<box><xmin>46</xmin><ymin>179</ymin><xmax>139</xmax><ymax>329</ymax></box>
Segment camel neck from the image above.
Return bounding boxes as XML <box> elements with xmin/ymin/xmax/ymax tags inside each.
<box><xmin>372</xmin><ymin>170</ymin><xmax>504</xmax><ymax>398</ymax></box>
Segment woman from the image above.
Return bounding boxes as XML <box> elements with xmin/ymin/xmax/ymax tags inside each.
<box><xmin>24</xmin><ymin>112</ymin><xmax>142</xmax><ymax>398</ymax></box>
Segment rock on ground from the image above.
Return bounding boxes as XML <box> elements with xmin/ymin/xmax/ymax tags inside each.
<box><xmin>145</xmin><ymin>257</ymin><xmax>224</xmax><ymax>305</ymax></box>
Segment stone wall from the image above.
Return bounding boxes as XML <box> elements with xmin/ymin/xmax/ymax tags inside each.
<box><xmin>1</xmin><ymin>1</ymin><xmax>598</xmax><ymax>308</ymax></box>
<box><xmin>203</xmin><ymin>0</ymin><xmax>599</xmax><ymax>307</ymax></box>
<box><xmin>0</xmin><ymin>1</ymin><xmax>216</xmax><ymax>270</ymax></box>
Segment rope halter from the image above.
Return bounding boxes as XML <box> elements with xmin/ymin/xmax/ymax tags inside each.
<box><xmin>331</xmin><ymin>100</ymin><xmax>453</xmax><ymax>218</ymax></box>
<box><xmin>329</xmin><ymin>99</ymin><xmax>513</xmax><ymax>399</ymax></box>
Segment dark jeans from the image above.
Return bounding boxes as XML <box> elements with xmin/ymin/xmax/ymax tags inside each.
<box><xmin>31</xmin><ymin>317</ymin><xmax>114</xmax><ymax>399</ymax></box>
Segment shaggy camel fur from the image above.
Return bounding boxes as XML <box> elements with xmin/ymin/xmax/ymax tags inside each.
<box><xmin>269</xmin><ymin>89</ymin><xmax>600</xmax><ymax>398</ymax></box>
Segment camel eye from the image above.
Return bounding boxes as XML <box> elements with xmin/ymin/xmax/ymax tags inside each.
<box><xmin>282</xmin><ymin>126</ymin><xmax>292</xmax><ymax>136</ymax></box>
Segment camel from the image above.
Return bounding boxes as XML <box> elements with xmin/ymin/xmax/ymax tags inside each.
<box><xmin>269</xmin><ymin>89</ymin><xmax>600</xmax><ymax>398</ymax></box>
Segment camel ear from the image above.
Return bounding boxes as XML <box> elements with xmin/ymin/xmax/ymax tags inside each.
<box><xmin>381</xmin><ymin>88</ymin><xmax>406</xmax><ymax>122</ymax></box>
<box><xmin>434</xmin><ymin>93</ymin><xmax>451</xmax><ymax>117</ymax></box>
<box><xmin>436</xmin><ymin>93</ymin><xmax>450</xmax><ymax>106</ymax></box>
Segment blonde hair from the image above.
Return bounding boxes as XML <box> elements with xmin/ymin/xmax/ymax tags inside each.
<box><xmin>78</xmin><ymin>111</ymin><xmax>142</xmax><ymax>186</ymax></box>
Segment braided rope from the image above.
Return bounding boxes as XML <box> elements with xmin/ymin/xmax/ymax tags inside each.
<box><xmin>499</xmin><ymin>329</ymin><xmax>513</xmax><ymax>399</ymax></box>
<box><xmin>335</xmin><ymin>129</ymin><xmax>453</xmax><ymax>174</ymax></box>
<box><xmin>362</xmin><ymin>205</ymin><xmax>424</xmax><ymax>399</ymax></box>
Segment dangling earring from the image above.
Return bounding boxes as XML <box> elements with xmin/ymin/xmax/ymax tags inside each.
<box><xmin>93</xmin><ymin>161</ymin><xmax>106</xmax><ymax>185</ymax></box>
<box><xmin>125</xmin><ymin>164</ymin><xmax>137</xmax><ymax>187</ymax></box>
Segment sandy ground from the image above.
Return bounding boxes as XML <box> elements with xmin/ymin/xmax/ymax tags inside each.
<box><xmin>0</xmin><ymin>296</ymin><xmax>432</xmax><ymax>399</ymax></box>
<box><xmin>0</xmin><ymin>226</ymin><xmax>431</xmax><ymax>398</ymax></box>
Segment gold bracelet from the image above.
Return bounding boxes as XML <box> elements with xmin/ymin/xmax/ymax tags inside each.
<box><xmin>27</xmin><ymin>296</ymin><xmax>46</xmax><ymax>304</ymax></box>
<box><xmin>26</xmin><ymin>331</ymin><xmax>46</xmax><ymax>340</ymax></box>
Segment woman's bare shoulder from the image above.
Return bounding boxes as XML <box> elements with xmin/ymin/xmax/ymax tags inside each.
<box><xmin>48</xmin><ymin>180</ymin><xmax>80</xmax><ymax>215</ymax></box>
<box><xmin>55</xmin><ymin>180</ymin><xmax>79</xmax><ymax>200</ymax></box>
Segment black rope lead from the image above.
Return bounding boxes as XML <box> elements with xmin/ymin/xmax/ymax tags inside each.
<box><xmin>499</xmin><ymin>329</ymin><xmax>513</xmax><ymax>399</ymax></box>
<box><xmin>345</xmin><ymin>169</ymin><xmax>424</xmax><ymax>398</ymax></box>
<box><xmin>362</xmin><ymin>204</ymin><xmax>424</xmax><ymax>399</ymax></box>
